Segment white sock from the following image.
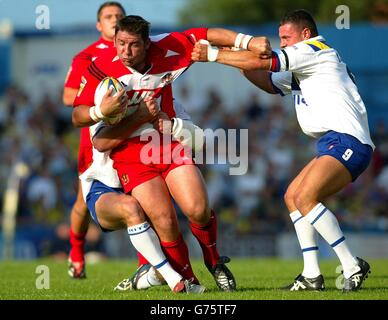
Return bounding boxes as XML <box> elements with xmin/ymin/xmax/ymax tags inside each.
<box><xmin>128</xmin><ymin>222</ymin><xmax>182</xmax><ymax>289</ymax></box>
<box><xmin>305</xmin><ymin>203</ymin><xmax>359</xmax><ymax>278</ymax></box>
<box><xmin>290</xmin><ymin>210</ymin><xmax>321</xmax><ymax>278</ymax></box>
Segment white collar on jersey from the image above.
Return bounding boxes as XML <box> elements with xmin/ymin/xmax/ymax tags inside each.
<box><xmin>301</xmin><ymin>35</ymin><xmax>326</xmax><ymax>44</ymax></box>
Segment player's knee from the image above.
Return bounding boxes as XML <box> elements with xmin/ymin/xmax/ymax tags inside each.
<box><xmin>151</xmin><ymin>211</ymin><xmax>179</xmax><ymax>235</ymax></box>
<box><xmin>119</xmin><ymin>197</ymin><xmax>144</xmax><ymax>226</ymax></box>
<box><xmin>293</xmin><ymin>189</ymin><xmax>313</xmax><ymax>212</ymax></box>
<box><xmin>284</xmin><ymin>188</ymin><xmax>295</xmax><ymax>209</ymax></box>
<box><xmin>72</xmin><ymin>198</ymin><xmax>89</xmax><ymax>216</ymax></box>
<box><xmin>183</xmin><ymin>200</ymin><xmax>210</xmax><ymax>224</ymax></box>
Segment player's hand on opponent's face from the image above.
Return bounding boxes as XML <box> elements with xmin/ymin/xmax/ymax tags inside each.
<box><xmin>100</xmin><ymin>87</ymin><xmax>128</xmax><ymax>117</ymax></box>
<box><xmin>248</xmin><ymin>37</ymin><xmax>272</xmax><ymax>59</ymax></box>
<box><xmin>154</xmin><ymin>112</ymin><xmax>172</xmax><ymax>135</ymax></box>
<box><xmin>191</xmin><ymin>42</ymin><xmax>209</xmax><ymax>62</ymax></box>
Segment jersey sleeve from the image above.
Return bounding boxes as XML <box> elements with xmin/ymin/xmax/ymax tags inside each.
<box><xmin>72</xmin><ymin>60</ymin><xmax>104</xmax><ymax>107</ymax></box>
<box><xmin>270</xmin><ymin>71</ymin><xmax>292</xmax><ymax>96</ymax></box>
<box><xmin>167</xmin><ymin>28</ymin><xmax>208</xmax><ymax>61</ymax></box>
<box><xmin>182</xmin><ymin>27</ymin><xmax>208</xmax><ymax>43</ymax></box>
<box><xmin>270</xmin><ymin>44</ymin><xmax>318</xmax><ymax>75</ymax></box>
<box><xmin>64</xmin><ymin>50</ymin><xmax>92</xmax><ymax>89</ymax></box>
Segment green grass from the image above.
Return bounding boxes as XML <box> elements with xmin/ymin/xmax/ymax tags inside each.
<box><xmin>0</xmin><ymin>258</ymin><xmax>387</xmax><ymax>300</ymax></box>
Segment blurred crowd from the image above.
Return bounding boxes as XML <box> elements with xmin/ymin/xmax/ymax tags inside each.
<box><xmin>0</xmin><ymin>83</ymin><xmax>387</xmax><ymax>258</ymax></box>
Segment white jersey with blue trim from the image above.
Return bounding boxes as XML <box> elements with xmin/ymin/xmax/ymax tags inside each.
<box><xmin>270</xmin><ymin>35</ymin><xmax>374</xmax><ymax>149</ymax></box>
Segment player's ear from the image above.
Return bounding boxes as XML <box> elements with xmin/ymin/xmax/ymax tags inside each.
<box><xmin>145</xmin><ymin>38</ymin><xmax>151</xmax><ymax>50</ymax></box>
<box><xmin>302</xmin><ymin>28</ymin><xmax>311</xmax><ymax>40</ymax></box>
<box><xmin>96</xmin><ymin>21</ymin><xmax>102</xmax><ymax>33</ymax></box>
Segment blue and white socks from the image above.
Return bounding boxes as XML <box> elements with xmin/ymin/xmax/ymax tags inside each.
<box><xmin>305</xmin><ymin>203</ymin><xmax>360</xmax><ymax>278</ymax></box>
<box><xmin>290</xmin><ymin>210</ymin><xmax>321</xmax><ymax>278</ymax></box>
<box><xmin>128</xmin><ymin>222</ymin><xmax>182</xmax><ymax>289</ymax></box>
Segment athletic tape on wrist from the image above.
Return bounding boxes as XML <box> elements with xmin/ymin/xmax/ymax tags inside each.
<box><xmin>89</xmin><ymin>106</ymin><xmax>100</xmax><ymax>122</ymax></box>
<box><xmin>242</xmin><ymin>35</ymin><xmax>253</xmax><ymax>49</ymax></box>
<box><xmin>199</xmin><ymin>39</ymin><xmax>219</xmax><ymax>62</ymax></box>
<box><xmin>234</xmin><ymin>33</ymin><xmax>244</xmax><ymax>49</ymax></box>
<box><xmin>207</xmin><ymin>45</ymin><xmax>219</xmax><ymax>62</ymax></box>
<box><xmin>95</xmin><ymin>104</ymin><xmax>106</xmax><ymax>120</ymax></box>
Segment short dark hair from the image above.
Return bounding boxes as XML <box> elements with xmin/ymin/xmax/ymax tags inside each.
<box><xmin>97</xmin><ymin>2</ymin><xmax>126</xmax><ymax>21</ymax></box>
<box><xmin>280</xmin><ymin>9</ymin><xmax>318</xmax><ymax>37</ymax></box>
<box><xmin>115</xmin><ymin>15</ymin><xmax>150</xmax><ymax>41</ymax></box>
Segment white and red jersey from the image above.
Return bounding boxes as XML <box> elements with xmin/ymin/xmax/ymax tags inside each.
<box><xmin>74</xmin><ymin>27</ymin><xmax>207</xmax><ymax>137</ymax></box>
<box><xmin>77</xmin><ymin>28</ymin><xmax>207</xmax><ymax>197</ymax></box>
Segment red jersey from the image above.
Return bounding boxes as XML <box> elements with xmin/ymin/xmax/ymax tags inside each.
<box><xmin>74</xmin><ymin>28</ymin><xmax>207</xmax><ymax>121</ymax></box>
<box><xmin>65</xmin><ymin>37</ymin><xmax>113</xmax><ymax>173</ymax></box>
<box><xmin>64</xmin><ymin>37</ymin><xmax>114</xmax><ymax>89</ymax></box>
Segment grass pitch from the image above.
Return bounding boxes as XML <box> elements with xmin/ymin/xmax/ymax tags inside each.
<box><xmin>0</xmin><ymin>258</ymin><xmax>387</xmax><ymax>300</ymax></box>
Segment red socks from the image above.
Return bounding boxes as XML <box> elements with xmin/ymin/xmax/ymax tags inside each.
<box><xmin>69</xmin><ymin>228</ymin><xmax>86</xmax><ymax>262</ymax></box>
<box><xmin>189</xmin><ymin>210</ymin><xmax>220</xmax><ymax>267</ymax></box>
<box><xmin>160</xmin><ymin>234</ymin><xmax>198</xmax><ymax>283</ymax></box>
<box><xmin>135</xmin><ymin>211</ymin><xmax>219</xmax><ymax>276</ymax></box>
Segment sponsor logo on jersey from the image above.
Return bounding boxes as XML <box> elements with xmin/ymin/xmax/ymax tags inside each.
<box><xmin>121</xmin><ymin>174</ymin><xmax>129</xmax><ymax>185</ymax></box>
<box><xmin>96</xmin><ymin>43</ymin><xmax>109</xmax><ymax>49</ymax></box>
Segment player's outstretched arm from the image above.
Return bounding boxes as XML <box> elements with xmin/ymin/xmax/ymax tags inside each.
<box><xmin>242</xmin><ymin>70</ymin><xmax>277</xmax><ymax>94</ymax></box>
<box><xmin>217</xmin><ymin>49</ymin><xmax>272</xmax><ymax>71</ymax></box>
<box><xmin>192</xmin><ymin>41</ymin><xmax>272</xmax><ymax>71</ymax></box>
<box><xmin>207</xmin><ymin>28</ymin><xmax>240</xmax><ymax>47</ymax></box>
<box><xmin>93</xmin><ymin>98</ymin><xmax>159</xmax><ymax>152</ymax></box>
<box><xmin>207</xmin><ymin>28</ymin><xmax>271</xmax><ymax>57</ymax></box>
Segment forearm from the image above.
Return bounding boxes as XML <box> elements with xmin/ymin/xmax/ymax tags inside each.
<box><xmin>207</xmin><ymin>28</ymin><xmax>264</xmax><ymax>52</ymax></box>
<box><xmin>207</xmin><ymin>28</ymin><xmax>238</xmax><ymax>47</ymax></box>
<box><xmin>72</xmin><ymin>105</ymin><xmax>97</xmax><ymax>128</ymax></box>
<box><xmin>242</xmin><ymin>70</ymin><xmax>276</xmax><ymax>94</ymax></box>
<box><xmin>93</xmin><ymin>115</ymin><xmax>149</xmax><ymax>152</ymax></box>
<box><xmin>216</xmin><ymin>50</ymin><xmax>271</xmax><ymax>71</ymax></box>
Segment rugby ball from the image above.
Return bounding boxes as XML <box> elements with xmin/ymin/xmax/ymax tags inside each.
<box><xmin>94</xmin><ymin>77</ymin><xmax>127</xmax><ymax>125</ymax></box>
